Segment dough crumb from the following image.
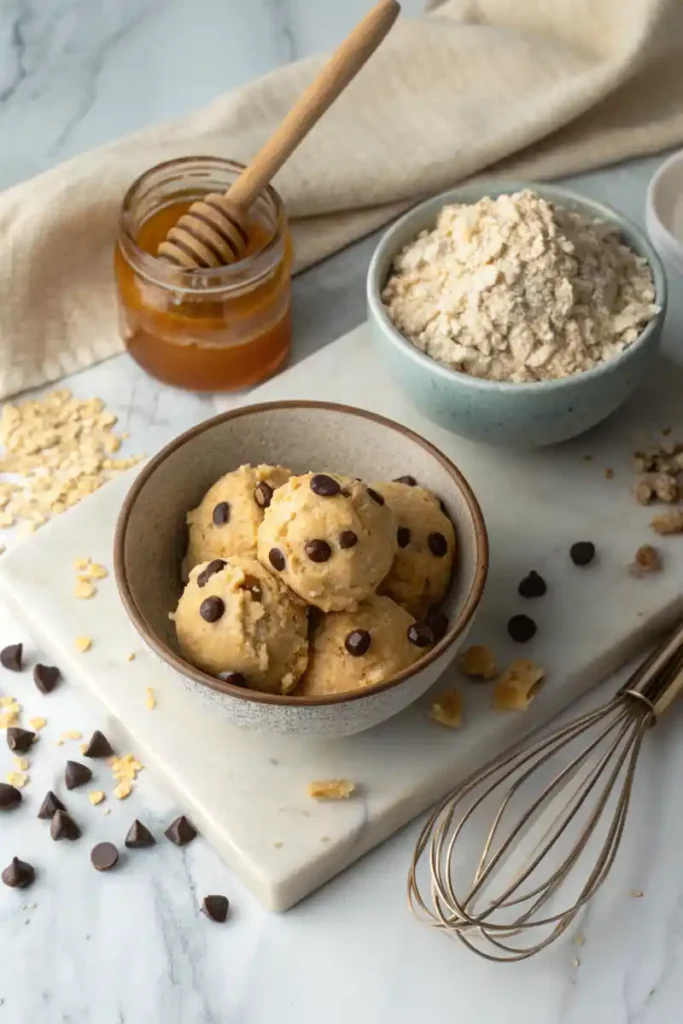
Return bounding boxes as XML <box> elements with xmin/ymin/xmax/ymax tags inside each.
<box><xmin>307</xmin><ymin>779</ymin><xmax>355</xmax><ymax>801</ymax></box>
<box><xmin>458</xmin><ymin>645</ymin><xmax>497</xmax><ymax>680</ymax></box>
<box><xmin>651</xmin><ymin>509</ymin><xmax>683</xmax><ymax>534</ymax></box>
<box><xmin>493</xmin><ymin>659</ymin><xmax>545</xmax><ymax>711</ymax></box>
<box><xmin>145</xmin><ymin>687</ymin><xmax>156</xmax><ymax>710</ymax></box>
<box><xmin>75</xmin><ymin>635</ymin><xmax>92</xmax><ymax>653</ymax></box>
<box><xmin>631</xmin><ymin>544</ymin><xmax>662</xmax><ymax>576</ymax></box>
<box><xmin>88</xmin><ymin>791</ymin><xmax>106</xmax><ymax>806</ymax></box>
<box><xmin>429</xmin><ymin>688</ymin><xmax>463</xmax><ymax>728</ymax></box>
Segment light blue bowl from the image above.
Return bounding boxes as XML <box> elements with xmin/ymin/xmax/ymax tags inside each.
<box><xmin>367</xmin><ymin>181</ymin><xmax>667</xmax><ymax>448</ymax></box>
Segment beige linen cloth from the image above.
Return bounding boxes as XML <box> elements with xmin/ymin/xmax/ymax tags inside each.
<box><xmin>1</xmin><ymin>0</ymin><xmax>683</xmax><ymax>400</ymax></box>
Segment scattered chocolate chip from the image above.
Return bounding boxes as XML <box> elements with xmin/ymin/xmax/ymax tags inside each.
<box><xmin>407</xmin><ymin>623</ymin><xmax>435</xmax><ymax>648</ymax></box>
<box><xmin>83</xmin><ymin>730</ymin><xmax>114</xmax><ymax>759</ymax></box>
<box><xmin>305</xmin><ymin>539</ymin><xmax>332</xmax><ymax>563</ymax></box>
<box><xmin>240</xmin><ymin>574</ymin><xmax>262</xmax><ymax>601</ymax></box>
<box><xmin>268</xmin><ymin>548</ymin><xmax>285</xmax><ymax>571</ymax></box>
<box><xmin>518</xmin><ymin>571</ymin><xmax>548</xmax><ymax>599</ymax></box>
<box><xmin>91</xmin><ymin>842</ymin><xmax>119</xmax><ymax>872</ymax></box>
<box><xmin>212</xmin><ymin>501</ymin><xmax>230</xmax><ymax>526</ymax></box>
<box><xmin>33</xmin><ymin>663</ymin><xmax>61</xmax><ymax>694</ymax></box>
<box><xmin>0</xmin><ymin>782</ymin><xmax>22</xmax><ymax>811</ymax></box>
<box><xmin>310</xmin><ymin>474</ymin><xmax>340</xmax><ymax>497</ymax></box>
<box><xmin>345</xmin><ymin>630</ymin><xmax>371</xmax><ymax>656</ymax></box>
<box><xmin>570</xmin><ymin>542</ymin><xmax>596</xmax><ymax>567</ymax></box>
<box><xmin>6</xmin><ymin>727</ymin><xmax>35</xmax><ymax>754</ymax></box>
<box><xmin>125</xmin><ymin>819</ymin><xmax>156</xmax><ymax>849</ymax></box>
<box><xmin>65</xmin><ymin>760</ymin><xmax>93</xmax><ymax>790</ymax></box>
<box><xmin>428</xmin><ymin>532</ymin><xmax>448</xmax><ymax>558</ymax></box>
<box><xmin>164</xmin><ymin>815</ymin><xmax>197</xmax><ymax>847</ymax></box>
<box><xmin>197</xmin><ymin>559</ymin><xmax>227</xmax><ymax>588</ymax></box>
<box><xmin>2</xmin><ymin>856</ymin><xmax>35</xmax><ymax>889</ymax></box>
<box><xmin>0</xmin><ymin>642</ymin><xmax>23</xmax><ymax>671</ymax></box>
<box><xmin>217</xmin><ymin>671</ymin><xmax>247</xmax><ymax>687</ymax></box>
<box><xmin>254</xmin><ymin>481</ymin><xmax>274</xmax><ymax>509</ymax></box>
<box><xmin>339</xmin><ymin>530</ymin><xmax>358</xmax><ymax>549</ymax></box>
<box><xmin>200</xmin><ymin>596</ymin><xmax>225</xmax><ymax>623</ymax></box>
<box><xmin>201</xmin><ymin>894</ymin><xmax>230</xmax><ymax>923</ymax></box>
<box><xmin>397</xmin><ymin>527</ymin><xmax>411</xmax><ymax>548</ymax></box>
<box><xmin>394</xmin><ymin>475</ymin><xmax>417</xmax><ymax>486</ymax></box>
<box><xmin>367</xmin><ymin>487</ymin><xmax>385</xmax><ymax>505</ymax></box>
<box><xmin>426</xmin><ymin>608</ymin><xmax>449</xmax><ymax>642</ymax></box>
<box><xmin>50</xmin><ymin>809</ymin><xmax>81</xmax><ymax>841</ymax></box>
<box><xmin>507</xmin><ymin>614</ymin><xmax>538</xmax><ymax>643</ymax></box>
<box><xmin>37</xmin><ymin>791</ymin><xmax>65</xmax><ymax>820</ymax></box>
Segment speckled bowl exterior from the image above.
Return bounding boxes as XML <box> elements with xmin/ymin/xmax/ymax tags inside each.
<box><xmin>367</xmin><ymin>181</ymin><xmax>667</xmax><ymax>448</ymax></box>
<box><xmin>114</xmin><ymin>402</ymin><xmax>488</xmax><ymax>737</ymax></box>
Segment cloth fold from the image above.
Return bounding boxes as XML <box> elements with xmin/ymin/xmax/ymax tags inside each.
<box><xmin>1</xmin><ymin>0</ymin><xmax>682</xmax><ymax>399</ymax></box>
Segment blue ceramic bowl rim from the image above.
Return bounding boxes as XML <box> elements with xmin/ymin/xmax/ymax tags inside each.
<box><xmin>367</xmin><ymin>180</ymin><xmax>668</xmax><ymax>394</ymax></box>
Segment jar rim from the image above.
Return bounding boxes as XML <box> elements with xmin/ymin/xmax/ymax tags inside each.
<box><xmin>118</xmin><ymin>155</ymin><xmax>287</xmax><ymax>294</ymax></box>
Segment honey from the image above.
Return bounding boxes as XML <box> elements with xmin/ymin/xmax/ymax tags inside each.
<box><xmin>115</xmin><ymin>158</ymin><xmax>292</xmax><ymax>391</ymax></box>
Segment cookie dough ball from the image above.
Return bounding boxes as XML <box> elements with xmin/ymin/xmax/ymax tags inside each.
<box><xmin>297</xmin><ymin>595</ymin><xmax>426</xmax><ymax>697</ymax></box>
<box><xmin>373</xmin><ymin>480</ymin><xmax>455</xmax><ymax>618</ymax></box>
<box><xmin>257</xmin><ymin>473</ymin><xmax>397</xmax><ymax>612</ymax></box>
<box><xmin>186</xmin><ymin>464</ymin><xmax>291</xmax><ymax>572</ymax></box>
<box><xmin>174</xmin><ymin>556</ymin><xmax>308</xmax><ymax>694</ymax></box>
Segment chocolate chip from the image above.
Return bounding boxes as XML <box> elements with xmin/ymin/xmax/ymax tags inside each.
<box><xmin>507</xmin><ymin>614</ymin><xmax>537</xmax><ymax>643</ymax></box>
<box><xmin>6</xmin><ymin>727</ymin><xmax>35</xmax><ymax>754</ymax></box>
<box><xmin>305</xmin><ymin>539</ymin><xmax>332</xmax><ymax>563</ymax></box>
<box><xmin>125</xmin><ymin>819</ymin><xmax>156</xmax><ymax>849</ymax></box>
<box><xmin>0</xmin><ymin>782</ymin><xmax>21</xmax><ymax>811</ymax></box>
<box><xmin>50</xmin><ymin>809</ymin><xmax>81</xmax><ymax>841</ymax></box>
<box><xmin>200</xmin><ymin>596</ymin><xmax>225</xmax><ymax>623</ymax></box>
<box><xmin>2</xmin><ymin>856</ymin><xmax>35</xmax><ymax>889</ymax></box>
<box><xmin>82</xmin><ymin>730</ymin><xmax>114</xmax><ymax>758</ymax></box>
<box><xmin>518</xmin><ymin>571</ymin><xmax>548</xmax><ymax>599</ymax></box>
<box><xmin>339</xmin><ymin>530</ymin><xmax>358</xmax><ymax>549</ymax></box>
<box><xmin>91</xmin><ymin>842</ymin><xmax>119</xmax><ymax>872</ymax></box>
<box><xmin>33</xmin><ymin>663</ymin><xmax>60</xmax><ymax>694</ymax></box>
<box><xmin>65</xmin><ymin>760</ymin><xmax>92</xmax><ymax>790</ymax></box>
<box><xmin>201</xmin><ymin>895</ymin><xmax>230</xmax><ymax>923</ymax></box>
<box><xmin>217</xmin><ymin>670</ymin><xmax>247</xmax><ymax>687</ymax></box>
<box><xmin>570</xmin><ymin>541</ymin><xmax>596</xmax><ymax>567</ymax></box>
<box><xmin>0</xmin><ymin>643</ymin><xmax>23</xmax><ymax>671</ymax></box>
<box><xmin>37</xmin><ymin>791</ymin><xmax>65</xmax><ymax>820</ymax></box>
<box><xmin>397</xmin><ymin>527</ymin><xmax>411</xmax><ymax>548</ymax></box>
<box><xmin>310</xmin><ymin>474</ymin><xmax>340</xmax><ymax>497</ymax></box>
<box><xmin>367</xmin><ymin>487</ymin><xmax>385</xmax><ymax>505</ymax></box>
<box><xmin>269</xmin><ymin>548</ymin><xmax>285</xmax><ymax>571</ymax></box>
<box><xmin>428</xmin><ymin>532</ymin><xmax>448</xmax><ymax>558</ymax></box>
<box><xmin>212</xmin><ymin>501</ymin><xmax>230</xmax><ymax>525</ymax></box>
<box><xmin>240</xmin><ymin>574</ymin><xmax>262</xmax><ymax>601</ymax></box>
<box><xmin>164</xmin><ymin>815</ymin><xmax>197</xmax><ymax>847</ymax></box>
<box><xmin>345</xmin><ymin>630</ymin><xmax>371</xmax><ymax>656</ymax></box>
<box><xmin>393</xmin><ymin>475</ymin><xmax>417</xmax><ymax>486</ymax></box>
<box><xmin>197</xmin><ymin>559</ymin><xmax>226</xmax><ymax>588</ymax></box>
<box><xmin>407</xmin><ymin>622</ymin><xmax>435</xmax><ymax>648</ymax></box>
<box><xmin>426</xmin><ymin>608</ymin><xmax>449</xmax><ymax>642</ymax></box>
<box><xmin>254</xmin><ymin>481</ymin><xmax>274</xmax><ymax>509</ymax></box>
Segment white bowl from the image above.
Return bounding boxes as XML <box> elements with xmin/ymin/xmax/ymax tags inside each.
<box><xmin>646</xmin><ymin>149</ymin><xmax>683</xmax><ymax>277</ymax></box>
<box><xmin>114</xmin><ymin>402</ymin><xmax>488</xmax><ymax>737</ymax></box>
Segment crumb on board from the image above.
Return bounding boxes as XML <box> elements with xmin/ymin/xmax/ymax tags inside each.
<box><xmin>74</xmin><ymin>579</ymin><xmax>96</xmax><ymax>600</ymax></box>
<box><xmin>59</xmin><ymin>730</ymin><xmax>82</xmax><ymax>742</ymax></box>
<box><xmin>631</xmin><ymin>544</ymin><xmax>662</xmax><ymax>576</ymax></box>
<box><xmin>493</xmin><ymin>659</ymin><xmax>545</xmax><ymax>711</ymax></box>
<box><xmin>651</xmin><ymin>509</ymin><xmax>683</xmax><ymax>535</ymax></box>
<box><xmin>127</xmin><ymin>653</ymin><xmax>136</xmax><ymax>662</ymax></box>
<box><xmin>75</xmin><ymin>635</ymin><xmax>92</xmax><ymax>653</ymax></box>
<box><xmin>604</xmin><ymin>468</ymin><xmax>614</xmax><ymax>480</ymax></box>
<box><xmin>13</xmin><ymin>757</ymin><xmax>29</xmax><ymax>772</ymax></box>
<box><xmin>429</xmin><ymin>688</ymin><xmax>463</xmax><ymax>728</ymax></box>
<box><xmin>88</xmin><ymin>791</ymin><xmax>106</xmax><ymax>806</ymax></box>
<box><xmin>457</xmin><ymin>644</ymin><xmax>497</xmax><ymax>680</ymax></box>
<box><xmin>29</xmin><ymin>717</ymin><xmax>46</xmax><ymax>731</ymax></box>
<box><xmin>629</xmin><ymin>889</ymin><xmax>644</xmax><ymax>898</ymax></box>
<box><xmin>145</xmin><ymin>687</ymin><xmax>156</xmax><ymax>711</ymax></box>
<box><xmin>6</xmin><ymin>771</ymin><xmax>28</xmax><ymax>788</ymax></box>
<box><xmin>307</xmin><ymin>779</ymin><xmax>355</xmax><ymax>801</ymax></box>
<box><xmin>574</xmin><ymin>934</ymin><xmax>585</xmax><ymax>947</ymax></box>
<box><xmin>0</xmin><ymin>703</ymin><xmax>21</xmax><ymax>729</ymax></box>
<box><xmin>113</xmin><ymin>781</ymin><xmax>132</xmax><ymax>800</ymax></box>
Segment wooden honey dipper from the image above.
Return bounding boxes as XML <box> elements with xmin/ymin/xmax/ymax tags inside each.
<box><xmin>157</xmin><ymin>0</ymin><xmax>401</xmax><ymax>270</ymax></box>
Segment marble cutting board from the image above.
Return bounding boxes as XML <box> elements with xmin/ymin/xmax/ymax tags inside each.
<box><xmin>1</xmin><ymin>324</ymin><xmax>683</xmax><ymax>912</ymax></box>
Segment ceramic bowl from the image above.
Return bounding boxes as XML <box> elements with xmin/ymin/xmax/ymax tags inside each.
<box><xmin>114</xmin><ymin>402</ymin><xmax>488</xmax><ymax>737</ymax></box>
<box><xmin>367</xmin><ymin>181</ymin><xmax>667</xmax><ymax>448</ymax></box>
<box><xmin>646</xmin><ymin>149</ymin><xmax>683</xmax><ymax>278</ymax></box>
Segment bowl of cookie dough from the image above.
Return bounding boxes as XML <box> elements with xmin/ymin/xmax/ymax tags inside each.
<box><xmin>114</xmin><ymin>402</ymin><xmax>488</xmax><ymax>736</ymax></box>
<box><xmin>367</xmin><ymin>182</ymin><xmax>667</xmax><ymax>447</ymax></box>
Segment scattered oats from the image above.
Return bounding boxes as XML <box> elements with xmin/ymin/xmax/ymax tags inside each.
<box><xmin>458</xmin><ymin>644</ymin><xmax>497</xmax><ymax>680</ymax></box>
<box><xmin>631</xmin><ymin>544</ymin><xmax>662</xmax><ymax>577</ymax></box>
<box><xmin>29</xmin><ymin>717</ymin><xmax>46</xmax><ymax>731</ymax></box>
<box><xmin>127</xmin><ymin>653</ymin><xmax>136</xmax><ymax>662</ymax></box>
<box><xmin>74</xmin><ymin>579</ymin><xmax>96</xmax><ymax>600</ymax></box>
<box><xmin>0</xmin><ymin>695</ymin><xmax>17</xmax><ymax>707</ymax></box>
<box><xmin>113</xmin><ymin>781</ymin><xmax>132</xmax><ymax>800</ymax></box>
<box><xmin>145</xmin><ymin>687</ymin><xmax>156</xmax><ymax>711</ymax></box>
<box><xmin>574</xmin><ymin>934</ymin><xmax>585</xmax><ymax>947</ymax></box>
<box><xmin>75</xmin><ymin>635</ymin><xmax>92</xmax><ymax>653</ymax></box>
<box><xmin>604</xmin><ymin>468</ymin><xmax>614</xmax><ymax>480</ymax></box>
<box><xmin>629</xmin><ymin>889</ymin><xmax>644</xmax><ymax>898</ymax></box>
<box><xmin>13</xmin><ymin>757</ymin><xmax>29</xmax><ymax>771</ymax></box>
<box><xmin>429</xmin><ymin>688</ymin><xmax>463</xmax><ymax>728</ymax></box>
<box><xmin>493</xmin><ymin>659</ymin><xmax>545</xmax><ymax>711</ymax></box>
<box><xmin>651</xmin><ymin>509</ymin><xmax>683</xmax><ymax>535</ymax></box>
<box><xmin>88</xmin><ymin>791</ymin><xmax>106</xmax><ymax>806</ymax></box>
<box><xmin>0</xmin><ymin>703</ymin><xmax>21</xmax><ymax>729</ymax></box>
<box><xmin>73</xmin><ymin>557</ymin><xmax>89</xmax><ymax>571</ymax></box>
<box><xmin>6</xmin><ymin>771</ymin><xmax>28</xmax><ymax>788</ymax></box>
<box><xmin>84</xmin><ymin>563</ymin><xmax>108</xmax><ymax>579</ymax></box>
<box><xmin>273</xmin><ymin>842</ymin><xmax>284</xmax><ymax>849</ymax></box>
<box><xmin>307</xmin><ymin>779</ymin><xmax>355</xmax><ymax>800</ymax></box>
<box><xmin>103</xmin><ymin>808</ymin><xmax>111</xmax><ymax>816</ymax></box>
<box><xmin>59</xmin><ymin>730</ymin><xmax>83</xmax><ymax>742</ymax></box>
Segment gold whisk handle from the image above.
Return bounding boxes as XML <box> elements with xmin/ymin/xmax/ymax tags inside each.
<box><xmin>619</xmin><ymin>617</ymin><xmax>683</xmax><ymax>719</ymax></box>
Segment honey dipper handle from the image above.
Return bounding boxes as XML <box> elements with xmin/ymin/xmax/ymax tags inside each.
<box><xmin>226</xmin><ymin>0</ymin><xmax>400</xmax><ymax>209</ymax></box>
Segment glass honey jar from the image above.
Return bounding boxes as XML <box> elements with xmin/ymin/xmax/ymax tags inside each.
<box><xmin>115</xmin><ymin>157</ymin><xmax>293</xmax><ymax>391</ymax></box>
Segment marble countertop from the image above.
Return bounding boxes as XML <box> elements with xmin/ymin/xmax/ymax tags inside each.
<box><xmin>2</xmin><ymin>2</ymin><xmax>683</xmax><ymax>1022</ymax></box>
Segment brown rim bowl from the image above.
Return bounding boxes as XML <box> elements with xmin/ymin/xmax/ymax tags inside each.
<box><xmin>114</xmin><ymin>401</ymin><xmax>489</xmax><ymax>735</ymax></box>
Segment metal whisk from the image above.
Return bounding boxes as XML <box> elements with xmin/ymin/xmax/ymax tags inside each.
<box><xmin>408</xmin><ymin>619</ymin><xmax>683</xmax><ymax>962</ymax></box>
